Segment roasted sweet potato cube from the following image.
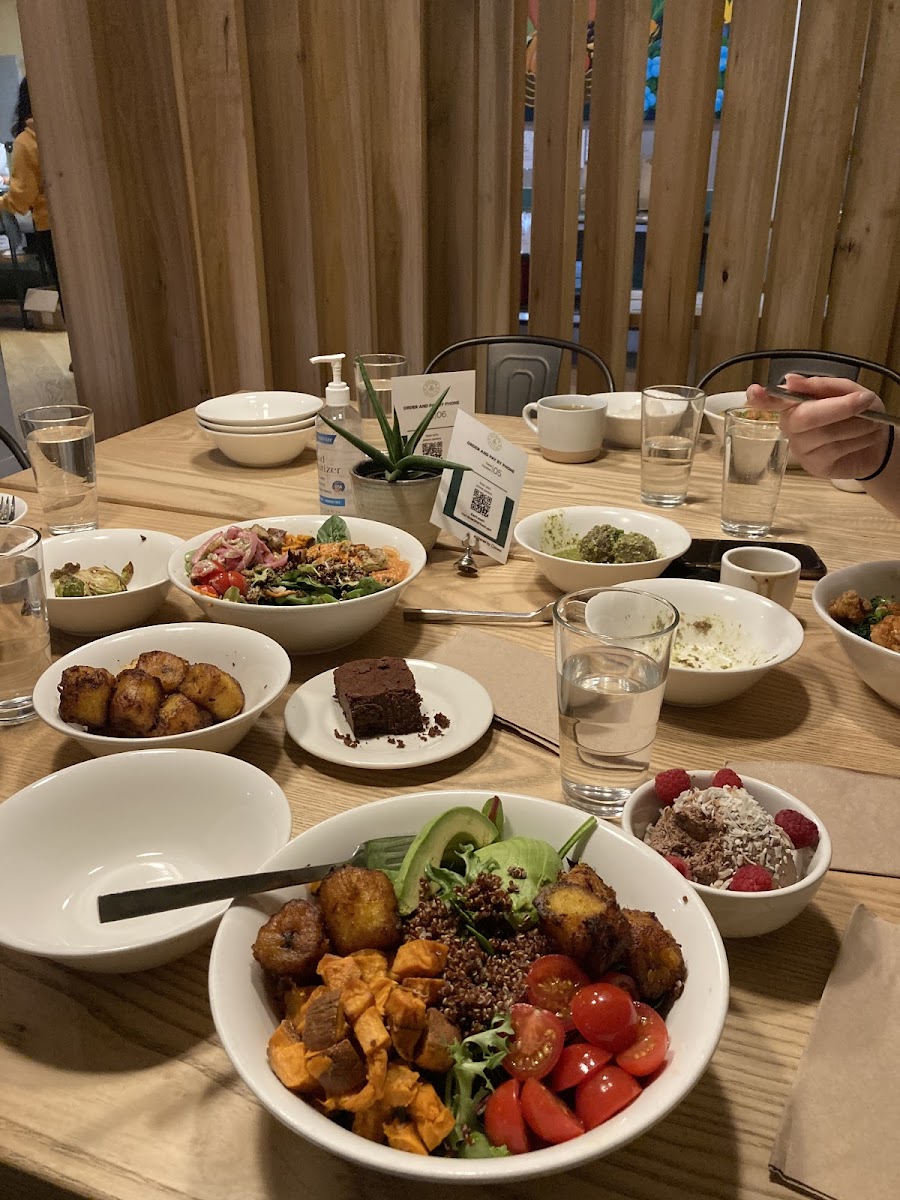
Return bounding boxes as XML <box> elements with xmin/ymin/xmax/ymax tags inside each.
<box><xmin>382</xmin><ymin>1063</ymin><xmax>420</xmax><ymax>1108</ymax></box>
<box><xmin>324</xmin><ymin>1049</ymin><xmax>388</xmax><ymax>1113</ymax></box>
<box><xmin>383</xmin><ymin>1118</ymin><xmax>429</xmax><ymax>1156</ymax></box>
<box><xmin>306</xmin><ymin>1038</ymin><xmax>367</xmax><ymax>1097</ymax></box>
<box><xmin>391</xmin><ymin>940</ymin><xmax>448</xmax><ymax>980</ymax></box>
<box><xmin>318</xmin><ymin>953</ymin><xmax>363</xmax><ymax>991</ymax></box>
<box><xmin>341</xmin><ymin>979</ymin><xmax>376</xmax><ymax>1023</ymax></box>
<box><xmin>384</xmin><ymin>986</ymin><xmax>428</xmax><ymax>1061</ymax></box>
<box><xmin>284</xmin><ymin>984</ymin><xmax>318</xmax><ymax>1029</ymax></box>
<box><xmin>409</xmin><ymin>1081</ymin><xmax>456</xmax><ymax>1152</ymax></box>
<box><xmin>351</xmin><ymin>949</ymin><xmax>390</xmax><ymax>981</ymax></box>
<box><xmin>352</xmin><ymin>1102</ymin><xmax>389</xmax><ymax>1143</ymax></box>
<box><xmin>302</xmin><ymin>988</ymin><xmax>348</xmax><ymax>1051</ymax></box>
<box><xmin>318</xmin><ymin>866</ymin><xmax>402</xmax><ymax>956</ymax></box>
<box><xmin>402</xmin><ymin>977</ymin><xmax>447</xmax><ymax>1006</ymax></box>
<box><xmin>371</xmin><ymin>976</ymin><xmax>397</xmax><ymax>1014</ymax></box>
<box><xmin>353</xmin><ymin>1007</ymin><xmax>391</xmax><ymax>1057</ymax></box>
<box><xmin>267</xmin><ymin>1021</ymin><xmax>319</xmax><ymax>1093</ymax></box>
<box><xmin>413</xmin><ymin>1008</ymin><xmax>459</xmax><ymax>1073</ymax></box>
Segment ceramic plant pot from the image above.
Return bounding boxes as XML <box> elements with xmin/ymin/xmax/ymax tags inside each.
<box><xmin>350</xmin><ymin>461</ymin><xmax>441</xmax><ymax>551</ymax></box>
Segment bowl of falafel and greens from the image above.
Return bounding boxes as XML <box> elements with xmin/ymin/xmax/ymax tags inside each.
<box><xmin>513</xmin><ymin>507</ymin><xmax>692</xmax><ymax>593</ymax></box>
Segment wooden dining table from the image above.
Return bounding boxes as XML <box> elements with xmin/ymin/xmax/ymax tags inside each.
<box><xmin>2</xmin><ymin>408</ymin><xmax>899</xmax><ymax>1200</ymax></box>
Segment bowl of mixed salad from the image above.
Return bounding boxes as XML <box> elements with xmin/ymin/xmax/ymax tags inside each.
<box><xmin>813</xmin><ymin>560</ymin><xmax>900</xmax><ymax>709</ymax></box>
<box><xmin>168</xmin><ymin>515</ymin><xmax>428</xmax><ymax>653</ymax></box>
<box><xmin>209</xmin><ymin>790</ymin><xmax>728</xmax><ymax>1182</ymax></box>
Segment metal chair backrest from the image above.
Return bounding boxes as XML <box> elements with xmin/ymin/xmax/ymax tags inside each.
<box><xmin>425</xmin><ymin>335</ymin><xmax>615</xmax><ymax>416</ymax></box>
<box><xmin>698</xmin><ymin>348</ymin><xmax>900</xmax><ymax>394</ymax></box>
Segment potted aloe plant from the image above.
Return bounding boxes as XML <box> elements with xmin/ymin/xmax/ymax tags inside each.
<box><xmin>317</xmin><ymin>356</ymin><xmax>469</xmax><ymax>550</ymax></box>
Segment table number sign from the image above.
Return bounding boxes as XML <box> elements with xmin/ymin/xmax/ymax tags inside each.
<box><xmin>391</xmin><ymin>370</ymin><xmax>476</xmax><ymax>461</ymax></box>
<box><xmin>430</xmin><ymin>410</ymin><xmax>528</xmax><ymax>563</ymax></box>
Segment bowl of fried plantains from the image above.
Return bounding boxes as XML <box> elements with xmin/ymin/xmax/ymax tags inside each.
<box><xmin>209</xmin><ymin>789</ymin><xmax>729</xmax><ymax>1182</ymax></box>
<box><xmin>32</xmin><ymin>622</ymin><xmax>291</xmax><ymax>756</ymax></box>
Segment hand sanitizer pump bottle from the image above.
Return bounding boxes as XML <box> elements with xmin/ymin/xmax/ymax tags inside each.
<box><xmin>311</xmin><ymin>352</ymin><xmax>363</xmax><ymax>516</ymax></box>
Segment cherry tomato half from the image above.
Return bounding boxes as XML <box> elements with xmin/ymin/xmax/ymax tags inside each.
<box><xmin>571</xmin><ymin>983</ymin><xmax>638</xmax><ymax>1055</ymax></box>
<box><xmin>549</xmin><ymin>1042</ymin><xmax>612</xmax><ymax>1092</ymax></box>
<box><xmin>193</xmin><ymin>584</ymin><xmax>219</xmax><ymax>598</ymax></box>
<box><xmin>207</xmin><ymin>569</ymin><xmax>247</xmax><ymax>597</ymax></box>
<box><xmin>484</xmin><ymin>1078</ymin><xmax>531</xmax><ymax>1154</ymax></box>
<box><xmin>599</xmin><ymin>971</ymin><xmax>640</xmax><ymax>1002</ymax></box>
<box><xmin>615</xmin><ymin>1003</ymin><xmax>669</xmax><ymax>1077</ymax></box>
<box><xmin>525</xmin><ymin>955</ymin><xmax>590</xmax><ymax>1030</ymax></box>
<box><xmin>504</xmin><ymin>1004</ymin><xmax>565</xmax><ymax>1080</ymax></box>
<box><xmin>575</xmin><ymin>1066</ymin><xmax>641</xmax><ymax>1130</ymax></box>
<box><xmin>520</xmin><ymin>1078</ymin><xmax>585</xmax><ymax>1144</ymax></box>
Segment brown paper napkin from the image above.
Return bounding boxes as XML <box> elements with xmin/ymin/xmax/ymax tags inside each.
<box><xmin>728</xmin><ymin>760</ymin><xmax>900</xmax><ymax>878</ymax></box>
<box><xmin>429</xmin><ymin>629</ymin><xmax>558</xmax><ymax>750</ymax></box>
<box><xmin>770</xmin><ymin>905</ymin><xmax>900</xmax><ymax>1200</ymax></box>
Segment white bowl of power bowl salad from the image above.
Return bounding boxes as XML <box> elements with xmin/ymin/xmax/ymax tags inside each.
<box><xmin>608</xmin><ymin>578</ymin><xmax>803</xmax><ymax>707</ymax></box>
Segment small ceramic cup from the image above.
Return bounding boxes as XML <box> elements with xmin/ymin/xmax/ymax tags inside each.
<box><xmin>720</xmin><ymin>546</ymin><xmax>801</xmax><ymax>610</ymax></box>
<box><xmin>522</xmin><ymin>394</ymin><xmax>608</xmax><ymax>464</ymax></box>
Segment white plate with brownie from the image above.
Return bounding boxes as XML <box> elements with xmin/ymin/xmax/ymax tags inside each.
<box><xmin>284</xmin><ymin>656</ymin><xmax>494</xmax><ymax>769</ymax></box>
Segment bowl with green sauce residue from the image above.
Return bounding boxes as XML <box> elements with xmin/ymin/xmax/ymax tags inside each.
<box><xmin>514</xmin><ymin>506</ymin><xmax>691</xmax><ymax>592</ymax></box>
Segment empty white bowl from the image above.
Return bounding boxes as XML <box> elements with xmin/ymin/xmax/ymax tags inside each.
<box><xmin>199</xmin><ymin>422</ymin><xmax>315</xmax><ymax>467</ymax></box>
<box><xmin>595</xmin><ymin>391</ymin><xmax>642</xmax><ymax>448</ymax></box>
<box><xmin>610</xmin><ymin>578</ymin><xmax>804</xmax><ymax>706</ymax></box>
<box><xmin>42</xmin><ymin>528</ymin><xmax>183</xmax><ymax>636</ymax></box>
<box><xmin>515</xmin><ymin>505</ymin><xmax>692</xmax><ymax>592</ymax></box>
<box><xmin>210</xmin><ymin>788</ymin><xmax>728</xmax><ymax>1182</ymax></box>
<box><xmin>812</xmin><ymin>560</ymin><xmax>900</xmax><ymax>709</ymax></box>
<box><xmin>196</xmin><ymin>391</ymin><xmax>322</xmax><ymax>427</ymax></box>
<box><xmin>0</xmin><ymin>749</ymin><xmax>292</xmax><ymax>972</ymax></box>
<box><xmin>33</xmin><ymin>621</ymin><xmax>291</xmax><ymax>756</ymax></box>
<box><xmin>622</xmin><ymin>771</ymin><xmax>831</xmax><ymax>938</ymax></box>
<box><xmin>169</xmin><ymin>515</ymin><xmax>427</xmax><ymax>654</ymax></box>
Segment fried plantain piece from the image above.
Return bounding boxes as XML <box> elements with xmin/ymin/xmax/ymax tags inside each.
<box><xmin>535</xmin><ymin>877</ymin><xmax>630</xmax><ymax>977</ymax></box>
<box><xmin>107</xmin><ymin>668</ymin><xmax>164</xmax><ymax>736</ymax></box>
<box><xmin>152</xmin><ymin>692</ymin><xmax>215</xmax><ymax>736</ymax></box>
<box><xmin>57</xmin><ymin>665</ymin><xmax>115</xmax><ymax>730</ymax></box>
<box><xmin>252</xmin><ymin>898</ymin><xmax>328</xmax><ymax>982</ymax></box>
<box><xmin>317</xmin><ymin>866</ymin><xmax>402</xmax><ymax>956</ymax></box>
<box><xmin>622</xmin><ymin>908</ymin><xmax>686</xmax><ymax>1003</ymax></box>
<box><xmin>179</xmin><ymin>662</ymin><xmax>245</xmax><ymax>721</ymax></box>
<box><xmin>134</xmin><ymin>650</ymin><xmax>189</xmax><ymax>694</ymax></box>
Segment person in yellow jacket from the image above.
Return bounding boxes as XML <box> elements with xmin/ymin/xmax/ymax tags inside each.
<box><xmin>0</xmin><ymin>78</ymin><xmax>58</xmax><ymax>290</ymax></box>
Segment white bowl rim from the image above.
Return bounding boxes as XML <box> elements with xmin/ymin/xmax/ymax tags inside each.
<box><xmin>196</xmin><ymin>392</ymin><xmax>322</xmax><ymax>425</ymax></box>
<box><xmin>514</xmin><ymin>505</ymin><xmax>692</xmax><ymax>566</ymax></box>
<box><xmin>43</xmin><ymin>529</ymin><xmax>183</xmax><ymax>602</ymax></box>
<box><xmin>0</xmin><ymin>748</ymin><xmax>292</xmax><ymax>960</ymax></box>
<box><xmin>623</xmin><ymin>771</ymin><xmax>832</xmax><ymax>902</ymax></box>
<box><xmin>198</xmin><ymin>418</ymin><xmax>316</xmax><ymax>435</ymax></box>
<box><xmin>168</xmin><ymin>515</ymin><xmax>427</xmax><ymax>613</ymax></box>
<box><xmin>209</xmin><ymin>787</ymin><xmax>730</xmax><ymax>1181</ymax></box>
<box><xmin>812</xmin><ymin>560</ymin><xmax>900</xmax><ymax>667</ymax></box>
<box><xmin>613</xmin><ymin>578</ymin><xmax>805</xmax><ymax>675</ymax></box>
<box><xmin>34</xmin><ymin>621</ymin><xmax>291</xmax><ymax>746</ymax></box>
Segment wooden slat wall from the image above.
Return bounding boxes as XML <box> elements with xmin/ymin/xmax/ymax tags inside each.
<box><xmin>528</xmin><ymin>0</ymin><xmax>589</xmax><ymax>361</ymax></box>
<box><xmin>167</xmin><ymin>0</ymin><xmax>271</xmax><ymax>396</ymax></box>
<box><xmin>637</xmin><ymin>0</ymin><xmax>723</xmax><ymax>387</ymax></box>
<box><xmin>580</xmin><ymin>0</ymin><xmax>648</xmax><ymax>393</ymax></box>
<box><xmin>757</xmin><ymin>0</ymin><xmax>872</xmax><ymax>350</ymax></box>
<box><xmin>696</xmin><ymin>0</ymin><xmax>798</xmax><ymax>391</ymax></box>
<box><xmin>18</xmin><ymin>0</ymin><xmax>141</xmax><ymax>440</ymax></box>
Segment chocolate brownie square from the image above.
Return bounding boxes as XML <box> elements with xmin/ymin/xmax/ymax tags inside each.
<box><xmin>333</xmin><ymin>657</ymin><xmax>424</xmax><ymax>739</ymax></box>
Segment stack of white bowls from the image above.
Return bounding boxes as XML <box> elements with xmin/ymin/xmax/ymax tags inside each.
<box><xmin>196</xmin><ymin>391</ymin><xmax>323</xmax><ymax>467</ymax></box>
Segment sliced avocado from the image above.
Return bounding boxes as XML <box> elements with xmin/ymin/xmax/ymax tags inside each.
<box><xmin>395</xmin><ymin>806</ymin><xmax>499</xmax><ymax>915</ymax></box>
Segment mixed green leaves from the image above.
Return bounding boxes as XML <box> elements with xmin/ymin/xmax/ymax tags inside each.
<box><xmin>244</xmin><ymin>563</ymin><xmax>386</xmax><ymax>606</ymax></box>
<box><xmin>317</xmin><ymin>515</ymin><xmax>350</xmax><ymax>544</ymax></box>
<box><xmin>443</xmin><ymin>1015</ymin><xmax>514</xmax><ymax>1158</ymax></box>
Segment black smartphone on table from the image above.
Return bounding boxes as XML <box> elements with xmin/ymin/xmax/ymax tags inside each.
<box><xmin>662</xmin><ymin>539</ymin><xmax>827</xmax><ymax>582</ymax></box>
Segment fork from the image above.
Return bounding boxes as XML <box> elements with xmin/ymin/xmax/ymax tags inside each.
<box><xmin>96</xmin><ymin>834</ymin><xmax>414</xmax><ymax>924</ymax></box>
<box><xmin>403</xmin><ymin>601</ymin><xmax>554</xmax><ymax>624</ymax></box>
<box><xmin>0</xmin><ymin>494</ymin><xmax>15</xmax><ymax>524</ymax></box>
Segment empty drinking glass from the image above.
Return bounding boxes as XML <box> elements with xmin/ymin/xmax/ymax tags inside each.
<box><xmin>0</xmin><ymin>525</ymin><xmax>51</xmax><ymax>725</ymax></box>
<box><xmin>640</xmin><ymin>386</ymin><xmax>706</xmax><ymax>507</ymax></box>
<box><xmin>721</xmin><ymin>408</ymin><xmax>789</xmax><ymax>537</ymax></box>
<box><xmin>20</xmin><ymin>405</ymin><xmax>98</xmax><ymax>534</ymax></box>
<box><xmin>554</xmin><ymin>588</ymin><xmax>678</xmax><ymax>816</ymax></box>
<box><xmin>355</xmin><ymin>354</ymin><xmax>407</xmax><ymax>417</ymax></box>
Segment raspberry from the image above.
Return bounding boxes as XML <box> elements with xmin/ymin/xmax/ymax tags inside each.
<box><xmin>729</xmin><ymin>865</ymin><xmax>774</xmax><ymax>892</ymax></box>
<box><xmin>654</xmin><ymin>768</ymin><xmax>691</xmax><ymax>806</ymax></box>
<box><xmin>664</xmin><ymin>855</ymin><xmax>692</xmax><ymax>880</ymax></box>
<box><xmin>774</xmin><ymin>809</ymin><xmax>820</xmax><ymax>849</ymax></box>
<box><xmin>711</xmin><ymin>768</ymin><xmax>743</xmax><ymax>789</ymax></box>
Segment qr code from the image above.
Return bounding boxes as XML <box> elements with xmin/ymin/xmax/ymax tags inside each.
<box><xmin>471</xmin><ymin>485</ymin><xmax>493</xmax><ymax>519</ymax></box>
<box><xmin>421</xmin><ymin>440</ymin><xmax>442</xmax><ymax>458</ymax></box>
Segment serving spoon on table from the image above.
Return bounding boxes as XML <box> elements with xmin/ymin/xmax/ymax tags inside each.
<box><xmin>403</xmin><ymin>602</ymin><xmax>554</xmax><ymax>624</ymax></box>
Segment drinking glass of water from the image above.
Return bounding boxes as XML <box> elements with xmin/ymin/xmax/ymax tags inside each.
<box><xmin>355</xmin><ymin>354</ymin><xmax>407</xmax><ymax>418</ymax></box>
<box><xmin>640</xmin><ymin>385</ymin><xmax>706</xmax><ymax>506</ymax></box>
<box><xmin>721</xmin><ymin>408</ymin><xmax>789</xmax><ymax>537</ymax></box>
<box><xmin>0</xmin><ymin>525</ymin><xmax>51</xmax><ymax>725</ymax></box>
<box><xmin>20</xmin><ymin>405</ymin><xmax>98</xmax><ymax>535</ymax></box>
<box><xmin>554</xmin><ymin>588</ymin><xmax>678</xmax><ymax>817</ymax></box>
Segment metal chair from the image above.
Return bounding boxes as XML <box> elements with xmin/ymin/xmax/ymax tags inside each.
<box><xmin>698</xmin><ymin>348</ymin><xmax>900</xmax><ymax>394</ymax></box>
<box><xmin>425</xmin><ymin>334</ymin><xmax>616</xmax><ymax>416</ymax></box>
